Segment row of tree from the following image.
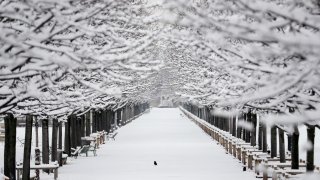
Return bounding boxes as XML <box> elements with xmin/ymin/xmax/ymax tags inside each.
<box><xmin>4</xmin><ymin>102</ymin><xmax>149</xmax><ymax>180</ymax></box>
<box><xmin>147</xmin><ymin>0</ymin><xmax>320</xmax><ymax>172</ymax></box>
<box><xmin>0</xmin><ymin>0</ymin><xmax>159</xmax><ymax>180</ymax></box>
<box><xmin>183</xmin><ymin>103</ymin><xmax>316</xmax><ymax>172</ymax></box>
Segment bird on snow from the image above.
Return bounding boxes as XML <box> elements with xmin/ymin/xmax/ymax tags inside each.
<box><xmin>243</xmin><ymin>166</ymin><xmax>246</xmax><ymax>171</ymax></box>
<box><xmin>154</xmin><ymin>161</ymin><xmax>157</xmax><ymax>166</ymax></box>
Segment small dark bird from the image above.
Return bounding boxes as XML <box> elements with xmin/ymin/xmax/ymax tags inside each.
<box><xmin>243</xmin><ymin>166</ymin><xmax>246</xmax><ymax>171</ymax></box>
<box><xmin>154</xmin><ymin>161</ymin><xmax>157</xmax><ymax>166</ymax></box>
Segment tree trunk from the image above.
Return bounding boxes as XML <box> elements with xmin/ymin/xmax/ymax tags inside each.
<box><xmin>51</xmin><ymin>118</ymin><xmax>58</xmax><ymax>162</ymax></box>
<box><xmin>42</xmin><ymin>119</ymin><xmax>49</xmax><ymax>172</ymax></box>
<box><xmin>58</xmin><ymin>121</ymin><xmax>63</xmax><ymax>166</ymax></box>
<box><xmin>306</xmin><ymin>125</ymin><xmax>315</xmax><ymax>171</ymax></box>
<box><xmin>71</xmin><ymin>115</ymin><xmax>77</xmax><ymax>148</ymax></box>
<box><xmin>122</xmin><ymin>108</ymin><xmax>127</xmax><ymax>124</ymax></box>
<box><xmin>92</xmin><ymin>111</ymin><xmax>97</xmax><ymax>133</ymax></box>
<box><xmin>85</xmin><ymin>112</ymin><xmax>91</xmax><ymax>136</ymax></box>
<box><xmin>232</xmin><ymin>116</ymin><xmax>237</xmax><ymax>136</ymax></box>
<box><xmin>4</xmin><ymin>114</ymin><xmax>16</xmax><ymax>180</ymax></box>
<box><xmin>225</xmin><ymin>116</ymin><xmax>229</xmax><ymax>132</ymax></box>
<box><xmin>22</xmin><ymin>115</ymin><xmax>33</xmax><ymax>180</ymax></box>
<box><xmin>271</xmin><ymin>125</ymin><xmax>277</xmax><ymax>158</ymax></box>
<box><xmin>102</xmin><ymin>111</ymin><xmax>107</xmax><ymax>131</ymax></box>
<box><xmin>236</xmin><ymin>116</ymin><xmax>242</xmax><ymax>139</ymax></box>
<box><xmin>117</xmin><ymin>109</ymin><xmax>121</xmax><ymax>126</ymax></box>
<box><xmin>258</xmin><ymin>120</ymin><xmax>263</xmax><ymax>150</ymax></box>
<box><xmin>64</xmin><ymin>118</ymin><xmax>71</xmax><ymax>156</ymax></box>
<box><xmin>95</xmin><ymin>111</ymin><xmax>100</xmax><ymax>131</ymax></box>
<box><xmin>34</xmin><ymin>117</ymin><xmax>40</xmax><ymax>179</ymax></box>
<box><xmin>278</xmin><ymin>128</ymin><xmax>286</xmax><ymax>163</ymax></box>
<box><xmin>80</xmin><ymin>115</ymin><xmax>85</xmax><ymax>137</ymax></box>
<box><xmin>112</xmin><ymin>111</ymin><xmax>116</xmax><ymax>127</ymax></box>
<box><xmin>291</xmin><ymin>126</ymin><xmax>299</xmax><ymax>169</ymax></box>
<box><xmin>113</xmin><ymin>110</ymin><xmax>117</xmax><ymax>128</ymax></box>
<box><xmin>287</xmin><ymin>134</ymin><xmax>292</xmax><ymax>152</ymax></box>
<box><xmin>98</xmin><ymin>111</ymin><xmax>103</xmax><ymax>131</ymax></box>
<box><xmin>106</xmin><ymin>110</ymin><xmax>112</xmax><ymax>133</ymax></box>
<box><xmin>58</xmin><ymin>122</ymin><xmax>62</xmax><ymax>149</ymax></box>
<box><xmin>251</xmin><ymin>112</ymin><xmax>257</xmax><ymax>146</ymax></box>
<box><xmin>262</xmin><ymin>123</ymin><xmax>268</xmax><ymax>153</ymax></box>
<box><xmin>245</xmin><ymin>113</ymin><xmax>251</xmax><ymax>143</ymax></box>
<box><xmin>76</xmin><ymin>117</ymin><xmax>81</xmax><ymax>146</ymax></box>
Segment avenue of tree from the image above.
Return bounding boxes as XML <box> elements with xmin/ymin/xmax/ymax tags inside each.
<box><xmin>1</xmin><ymin>0</ymin><xmax>320</xmax><ymax>179</ymax></box>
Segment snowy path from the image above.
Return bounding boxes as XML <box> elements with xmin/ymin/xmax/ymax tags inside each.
<box><xmin>59</xmin><ymin>108</ymin><xmax>256</xmax><ymax>180</ymax></box>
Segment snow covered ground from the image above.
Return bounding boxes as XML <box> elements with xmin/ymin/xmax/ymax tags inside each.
<box><xmin>1</xmin><ymin>108</ymin><xmax>319</xmax><ymax>179</ymax></box>
<box><xmin>57</xmin><ymin>108</ymin><xmax>256</xmax><ymax>180</ymax></box>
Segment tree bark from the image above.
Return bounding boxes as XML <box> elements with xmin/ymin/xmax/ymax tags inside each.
<box><xmin>4</xmin><ymin>114</ymin><xmax>16</xmax><ymax>180</ymax></box>
<box><xmin>58</xmin><ymin>121</ymin><xmax>63</xmax><ymax>166</ymax></box>
<box><xmin>306</xmin><ymin>125</ymin><xmax>315</xmax><ymax>171</ymax></box>
<box><xmin>42</xmin><ymin>119</ymin><xmax>49</xmax><ymax>172</ymax></box>
<box><xmin>262</xmin><ymin>123</ymin><xmax>268</xmax><ymax>153</ymax></box>
<box><xmin>291</xmin><ymin>126</ymin><xmax>299</xmax><ymax>169</ymax></box>
<box><xmin>22</xmin><ymin>115</ymin><xmax>33</xmax><ymax>180</ymax></box>
<box><xmin>278</xmin><ymin>128</ymin><xmax>286</xmax><ymax>163</ymax></box>
<box><xmin>236</xmin><ymin>116</ymin><xmax>242</xmax><ymax>139</ymax></box>
<box><xmin>80</xmin><ymin>115</ymin><xmax>85</xmax><ymax>138</ymax></box>
<box><xmin>95</xmin><ymin>111</ymin><xmax>100</xmax><ymax>131</ymax></box>
<box><xmin>51</xmin><ymin>118</ymin><xmax>58</xmax><ymax>162</ymax></box>
<box><xmin>58</xmin><ymin>122</ymin><xmax>62</xmax><ymax>149</ymax></box>
<box><xmin>85</xmin><ymin>111</ymin><xmax>91</xmax><ymax>136</ymax></box>
<box><xmin>98</xmin><ymin>111</ymin><xmax>103</xmax><ymax>131</ymax></box>
<box><xmin>76</xmin><ymin>117</ymin><xmax>81</xmax><ymax>146</ymax></box>
<box><xmin>245</xmin><ymin>113</ymin><xmax>251</xmax><ymax>143</ymax></box>
<box><xmin>64</xmin><ymin>118</ymin><xmax>71</xmax><ymax>156</ymax></box>
<box><xmin>113</xmin><ymin>110</ymin><xmax>117</xmax><ymax>128</ymax></box>
<box><xmin>71</xmin><ymin>115</ymin><xmax>77</xmax><ymax>148</ymax></box>
<box><xmin>106</xmin><ymin>109</ymin><xmax>112</xmax><ymax>133</ymax></box>
<box><xmin>34</xmin><ymin>117</ymin><xmax>40</xmax><ymax>179</ymax></box>
<box><xmin>287</xmin><ymin>135</ymin><xmax>292</xmax><ymax>152</ymax></box>
<box><xmin>225</xmin><ymin>116</ymin><xmax>229</xmax><ymax>132</ymax></box>
<box><xmin>232</xmin><ymin>116</ymin><xmax>236</xmax><ymax>136</ymax></box>
<box><xmin>92</xmin><ymin>111</ymin><xmax>97</xmax><ymax>133</ymax></box>
<box><xmin>102</xmin><ymin>110</ymin><xmax>107</xmax><ymax>131</ymax></box>
<box><xmin>258</xmin><ymin>120</ymin><xmax>263</xmax><ymax>150</ymax></box>
<box><xmin>117</xmin><ymin>109</ymin><xmax>121</xmax><ymax>126</ymax></box>
<box><xmin>271</xmin><ymin>125</ymin><xmax>277</xmax><ymax>158</ymax></box>
<box><xmin>251</xmin><ymin>112</ymin><xmax>257</xmax><ymax>146</ymax></box>
<box><xmin>122</xmin><ymin>107</ymin><xmax>127</xmax><ymax>124</ymax></box>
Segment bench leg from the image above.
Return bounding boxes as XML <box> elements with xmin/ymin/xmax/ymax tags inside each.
<box><xmin>17</xmin><ymin>169</ymin><xmax>20</xmax><ymax>180</ymax></box>
<box><xmin>54</xmin><ymin>168</ymin><xmax>58</xmax><ymax>180</ymax></box>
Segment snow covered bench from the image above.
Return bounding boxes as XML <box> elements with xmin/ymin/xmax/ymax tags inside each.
<box><xmin>90</xmin><ymin>131</ymin><xmax>106</xmax><ymax>148</ymax></box>
<box><xmin>258</xmin><ymin>159</ymin><xmax>307</xmax><ymax>180</ymax></box>
<box><xmin>16</xmin><ymin>163</ymin><xmax>59</xmax><ymax>180</ymax></box>
<box><xmin>71</xmin><ymin>147</ymin><xmax>82</xmax><ymax>159</ymax></box>
<box><xmin>79</xmin><ymin>145</ymin><xmax>97</xmax><ymax>157</ymax></box>
<box><xmin>61</xmin><ymin>153</ymin><xmax>68</xmax><ymax>164</ymax></box>
<box><xmin>272</xmin><ymin>166</ymin><xmax>320</xmax><ymax>180</ymax></box>
<box><xmin>107</xmin><ymin>132</ymin><xmax>118</xmax><ymax>140</ymax></box>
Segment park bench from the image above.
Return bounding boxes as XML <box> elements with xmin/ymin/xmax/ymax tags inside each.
<box><xmin>107</xmin><ymin>132</ymin><xmax>118</xmax><ymax>140</ymax></box>
<box><xmin>79</xmin><ymin>144</ymin><xmax>97</xmax><ymax>157</ymax></box>
<box><xmin>61</xmin><ymin>153</ymin><xmax>68</xmax><ymax>164</ymax></box>
<box><xmin>16</xmin><ymin>163</ymin><xmax>59</xmax><ymax>180</ymax></box>
<box><xmin>96</xmin><ymin>131</ymin><xmax>106</xmax><ymax>144</ymax></box>
<box><xmin>71</xmin><ymin>147</ymin><xmax>82</xmax><ymax>159</ymax></box>
<box><xmin>260</xmin><ymin>159</ymin><xmax>308</xmax><ymax>180</ymax></box>
<box><xmin>90</xmin><ymin>131</ymin><xmax>105</xmax><ymax>148</ymax></box>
